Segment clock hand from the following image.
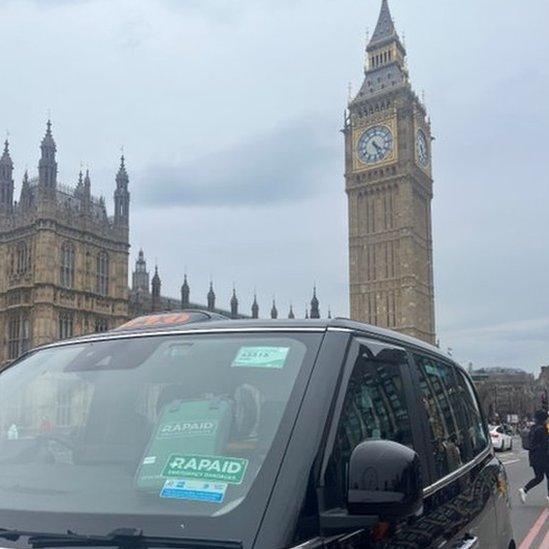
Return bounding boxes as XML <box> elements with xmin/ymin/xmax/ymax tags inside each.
<box><xmin>372</xmin><ymin>141</ymin><xmax>382</xmax><ymax>152</ymax></box>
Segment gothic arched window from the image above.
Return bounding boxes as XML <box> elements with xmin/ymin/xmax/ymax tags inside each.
<box><xmin>8</xmin><ymin>313</ymin><xmax>30</xmax><ymax>359</ymax></box>
<box><xmin>96</xmin><ymin>252</ymin><xmax>109</xmax><ymax>296</ymax></box>
<box><xmin>60</xmin><ymin>242</ymin><xmax>75</xmax><ymax>289</ymax></box>
<box><xmin>58</xmin><ymin>312</ymin><xmax>74</xmax><ymax>340</ymax></box>
<box><xmin>14</xmin><ymin>241</ymin><xmax>29</xmax><ymax>275</ymax></box>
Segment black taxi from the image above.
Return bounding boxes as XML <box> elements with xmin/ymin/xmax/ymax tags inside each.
<box><xmin>0</xmin><ymin>313</ymin><xmax>515</xmax><ymax>548</ymax></box>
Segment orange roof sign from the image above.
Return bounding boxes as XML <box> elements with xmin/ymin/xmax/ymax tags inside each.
<box><xmin>116</xmin><ymin>312</ymin><xmax>193</xmax><ymax>331</ymax></box>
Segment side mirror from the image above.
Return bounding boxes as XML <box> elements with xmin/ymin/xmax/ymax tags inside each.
<box><xmin>347</xmin><ymin>440</ymin><xmax>423</xmax><ymax>519</ymax></box>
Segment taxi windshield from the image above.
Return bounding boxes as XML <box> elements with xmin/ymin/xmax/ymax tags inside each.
<box><xmin>0</xmin><ymin>331</ymin><xmax>320</xmax><ymax>527</ymax></box>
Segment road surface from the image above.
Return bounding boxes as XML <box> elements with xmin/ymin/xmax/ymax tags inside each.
<box><xmin>500</xmin><ymin>438</ymin><xmax>548</xmax><ymax>548</ymax></box>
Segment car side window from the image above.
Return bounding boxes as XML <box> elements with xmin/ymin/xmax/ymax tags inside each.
<box><xmin>325</xmin><ymin>340</ymin><xmax>414</xmax><ymax>507</ymax></box>
<box><xmin>413</xmin><ymin>354</ymin><xmax>463</xmax><ymax>480</ymax></box>
<box><xmin>452</xmin><ymin>368</ymin><xmax>489</xmax><ymax>458</ymax></box>
<box><xmin>414</xmin><ymin>354</ymin><xmax>488</xmax><ymax>481</ymax></box>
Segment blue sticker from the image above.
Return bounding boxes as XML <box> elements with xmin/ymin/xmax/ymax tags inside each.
<box><xmin>160</xmin><ymin>478</ymin><xmax>227</xmax><ymax>503</ymax></box>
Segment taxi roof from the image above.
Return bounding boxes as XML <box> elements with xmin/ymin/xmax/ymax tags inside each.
<box><xmin>43</xmin><ymin>310</ymin><xmax>443</xmax><ymax>358</ymax></box>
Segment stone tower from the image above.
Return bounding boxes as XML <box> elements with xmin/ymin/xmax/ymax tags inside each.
<box><xmin>345</xmin><ymin>0</ymin><xmax>436</xmax><ymax>344</ymax></box>
<box><xmin>0</xmin><ymin>121</ymin><xmax>130</xmax><ymax>361</ymax></box>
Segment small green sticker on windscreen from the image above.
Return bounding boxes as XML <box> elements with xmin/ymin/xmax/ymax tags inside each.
<box><xmin>231</xmin><ymin>346</ymin><xmax>290</xmax><ymax>369</ymax></box>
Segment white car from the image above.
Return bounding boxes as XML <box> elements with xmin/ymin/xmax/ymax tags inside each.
<box><xmin>490</xmin><ymin>425</ymin><xmax>513</xmax><ymax>451</ymax></box>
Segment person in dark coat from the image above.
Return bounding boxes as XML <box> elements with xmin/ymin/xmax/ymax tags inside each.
<box><xmin>519</xmin><ymin>409</ymin><xmax>549</xmax><ymax>503</ymax></box>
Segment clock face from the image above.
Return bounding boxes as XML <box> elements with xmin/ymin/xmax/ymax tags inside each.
<box><xmin>357</xmin><ymin>126</ymin><xmax>394</xmax><ymax>165</ymax></box>
<box><xmin>417</xmin><ymin>129</ymin><xmax>429</xmax><ymax>167</ymax></box>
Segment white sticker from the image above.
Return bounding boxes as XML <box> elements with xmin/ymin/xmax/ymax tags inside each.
<box><xmin>143</xmin><ymin>456</ymin><xmax>157</xmax><ymax>465</ymax></box>
<box><xmin>160</xmin><ymin>478</ymin><xmax>228</xmax><ymax>503</ymax></box>
<box><xmin>231</xmin><ymin>347</ymin><xmax>290</xmax><ymax>369</ymax></box>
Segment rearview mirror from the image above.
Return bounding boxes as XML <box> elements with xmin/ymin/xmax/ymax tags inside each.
<box><xmin>347</xmin><ymin>440</ymin><xmax>423</xmax><ymax>518</ymax></box>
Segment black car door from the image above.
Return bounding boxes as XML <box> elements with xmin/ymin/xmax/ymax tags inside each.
<box><xmin>384</xmin><ymin>352</ymin><xmax>500</xmax><ymax>549</ymax></box>
<box><xmin>317</xmin><ymin>336</ymin><xmax>431</xmax><ymax>546</ymax></box>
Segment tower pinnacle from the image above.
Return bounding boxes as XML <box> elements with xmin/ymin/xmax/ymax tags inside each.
<box><xmin>270</xmin><ymin>299</ymin><xmax>278</xmax><ymax>320</ymax></box>
<box><xmin>251</xmin><ymin>293</ymin><xmax>259</xmax><ymax>319</ymax></box>
<box><xmin>181</xmin><ymin>274</ymin><xmax>190</xmax><ymax>309</ymax></box>
<box><xmin>20</xmin><ymin>170</ymin><xmax>31</xmax><ymax>209</ymax></box>
<box><xmin>355</xmin><ymin>0</ymin><xmax>407</xmax><ymax>99</ymax></box>
<box><xmin>114</xmin><ymin>154</ymin><xmax>130</xmax><ymax>227</ymax></box>
<box><xmin>0</xmin><ymin>139</ymin><xmax>14</xmax><ymax>212</ymax></box>
<box><xmin>132</xmin><ymin>249</ymin><xmax>150</xmax><ymax>294</ymax></box>
<box><xmin>230</xmin><ymin>287</ymin><xmax>239</xmax><ymax>319</ymax></box>
<box><xmin>151</xmin><ymin>266</ymin><xmax>161</xmax><ymax>312</ymax></box>
<box><xmin>0</xmin><ymin>139</ymin><xmax>12</xmax><ymax>169</ymax></box>
<box><xmin>207</xmin><ymin>282</ymin><xmax>216</xmax><ymax>311</ymax></box>
<box><xmin>310</xmin><ymin>286</ymin><xmax>320</xmax><ymax>319</ymax></box>
<box><xmin>288</xmin><ymin>304</ymin><xmax>295</xmax><ymax>319</ymax></box>
<box><xmin>39</xmin><ymin>119</ymin><xmax>58</xmax><ymax>190</ymax></box>
<box><xmin>369</xmin><ymin>0</ymin><xmax>398</xmax><ymax>49</ymax></box>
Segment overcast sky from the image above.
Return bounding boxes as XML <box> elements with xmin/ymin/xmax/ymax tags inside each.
<box><xmin>1</xmin><ymin>0</ymin><xmax>548</xmax><ymax>373</ymax></box>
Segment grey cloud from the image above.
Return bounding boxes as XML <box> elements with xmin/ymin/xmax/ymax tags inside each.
<box><xmin>135</xmin><ymin>117</ymin><xmax>339</xmax><ymax>208</ymax></box>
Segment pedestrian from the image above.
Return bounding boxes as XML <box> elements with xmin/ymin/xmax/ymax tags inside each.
<box><xmin>518</xmin><ymin>409</ymin><xmax>549</xmax><ymax>504</ymax></box>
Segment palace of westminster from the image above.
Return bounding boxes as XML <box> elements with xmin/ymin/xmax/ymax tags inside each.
<box><xmin>0</xmin><ymin>0</ymin><xmax>436</xmax><ymax>362</ymax></box>
<box><xmin>0</xmin><ymin>121</ymin><xmax>324</xmax><ymax>362</ymax></box>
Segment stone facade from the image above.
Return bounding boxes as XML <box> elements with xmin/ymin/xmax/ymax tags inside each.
<box><xmin>345</xmin><ymin>0</ymin><xmax>436</xmax><ymax>344</ymax></box>
<box><xmin>0</xmin><ymin>120</ymin><xmax>329</xmax><ymax>362</ymax></box>
<box><xmin>471</xmin><ymin>368</ymin><xmax>537</xmax><ymax>422</ymax></box>
<box><xmin>0</xmin><ymin>122</ymin><xmax>129</xmax><ymax>361</ymax></box>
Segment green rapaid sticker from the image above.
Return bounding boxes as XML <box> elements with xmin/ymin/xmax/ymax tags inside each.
<box><xmin>231</xmin><ymin>346</ymin><xmax>290</xmax><ymax>369</ymax></box>
<box><xmin>162</xmin><ymin>454</ymin><xmax>249</xmax><ymax>485</ymax></box>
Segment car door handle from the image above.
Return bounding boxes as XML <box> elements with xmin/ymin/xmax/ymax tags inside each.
<box><xmin>453</xmin><ymin>536</ymin><xmax>479</xmax><ymax>549</ymax></box>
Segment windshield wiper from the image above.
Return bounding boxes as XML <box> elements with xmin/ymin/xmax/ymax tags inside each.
<box><xmin>0</xmin><ymin>527</ymin><xmax>242</xmax><ymax>549</ymax></box>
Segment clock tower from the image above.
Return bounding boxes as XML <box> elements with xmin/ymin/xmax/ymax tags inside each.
<box><xmin>345</xmin><ymin>0</ymin><xmax>436</xmax><ymax>344</ymax></box>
